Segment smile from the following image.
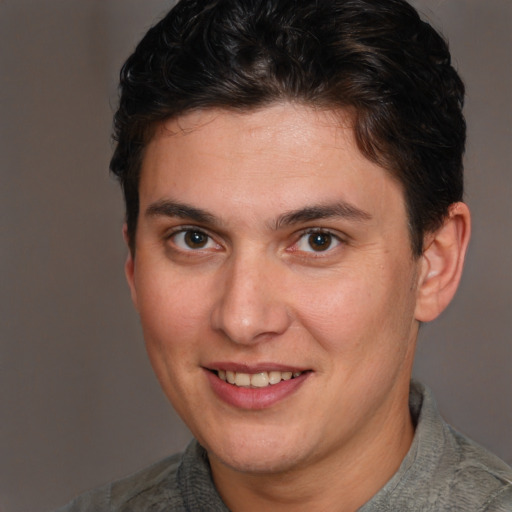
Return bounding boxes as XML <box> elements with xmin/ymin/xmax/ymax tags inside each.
<box><xmin>216</xmin><ymin>370</ymin><xmax>303</xmax><ymax>388</ymax></box>
<box><xmin>205</xmin><ymin>366</ymin><xmax>310</xmax><ymax>409</ymax></box>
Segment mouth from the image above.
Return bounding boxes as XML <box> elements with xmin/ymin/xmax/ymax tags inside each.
<box><xmin>205</xmin><ymin>366</ymin><xmax>311</xmax><ymax>409</ymax></box>
<box><xmin>215</xmin><ymin>369</ymin><xmax>304</xmax><ymax>388</ymax></box>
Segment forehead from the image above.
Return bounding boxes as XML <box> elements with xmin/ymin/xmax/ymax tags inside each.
<box><xmin>138</xmin><ymin>104</ymin><xmax>407</xmax><ymax>229</ymax></box>
<box><xmin>147</xmin><ymin>105</ymin><xmax>350</xmax><ymax>172</ymax></box>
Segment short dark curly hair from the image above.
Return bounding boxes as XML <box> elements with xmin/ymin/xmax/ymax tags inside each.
<box><xmin>111</xmin><ymin>0</ymin><xmax>465</xmax><ymax>256</ymax></box>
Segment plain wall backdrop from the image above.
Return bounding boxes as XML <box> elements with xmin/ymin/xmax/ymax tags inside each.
<box><xmin>0</xmin><ymin>1</ymin><xmax>510</xmax><ymax>511</ymax></box>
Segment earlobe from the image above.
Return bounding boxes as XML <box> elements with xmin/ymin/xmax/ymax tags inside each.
<box><xmin>415</xmin><ymin>202</ymin><xmax>471</xmax><ymax>322</ymax></box>
<box><xmin>122</xmin><ymin>224</ymin><xmax>139</xmax><ymax>311</ymax></box>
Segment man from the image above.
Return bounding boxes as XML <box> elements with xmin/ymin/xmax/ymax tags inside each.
<box><xmin>58</xmin><ymin>0</ymin><xmax>512</xmax><ymax>510</ymax></box>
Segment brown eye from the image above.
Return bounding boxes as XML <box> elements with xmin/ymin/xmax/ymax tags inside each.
<box><xmin>295</xmin><ymin>231</ymin><xmax>340</xmax><ymax>253</ymax></box>
<box><xmin>307</xmin><ymin>232</ymin><xmax>333</xmax><ymax>251</ymax></box>
<box><xmin>171</xmin><ymin>229</ymin><xmax>219</xmax><ymax>251</ymax></box>
<box><xmin>184</xmin><ymin>230</ymin><xmax>209</xmax><ymax>249</ymax></box>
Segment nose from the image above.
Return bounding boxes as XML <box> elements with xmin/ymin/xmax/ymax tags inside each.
<box><xmin>210</xmin><ymin>253</ymin><xmax>291</xmax><ymax>345</ymax></box>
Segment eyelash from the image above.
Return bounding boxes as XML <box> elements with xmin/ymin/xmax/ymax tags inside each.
<box><xmin>291</xmin><ymin>228</ymin><xmax>343</xmax><ymax>254</ymax></box>
<box><xmin>165</xmin><ymin>227</ymin><xmax>221</xmax><ymax>252</ymax></box>
<box><xmin>164</xmin><ymin>226</ymin><xmax>345</xmax><ymax>256</ymax></box>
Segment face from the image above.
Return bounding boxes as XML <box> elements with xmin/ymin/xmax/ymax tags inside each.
<box><xmin>126</xmin><ymin>104</ymin><xmax>422</xmax><ymax>477</ymax></box>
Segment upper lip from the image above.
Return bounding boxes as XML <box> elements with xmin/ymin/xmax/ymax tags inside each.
<box><xmin>205</xmin><ymin>362</ymin><xmax>309</xmax><ymax>373</ymax></box>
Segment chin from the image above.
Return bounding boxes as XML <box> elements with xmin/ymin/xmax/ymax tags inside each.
<box><xmin>214</xmin><ymin>448</ymin><xmax>303</xmax><ymax>475</ymax></box>
<box><xmin>200</xmin><ymin>426</ymin><xmax>308</xmax><ymax>475</ymax></box>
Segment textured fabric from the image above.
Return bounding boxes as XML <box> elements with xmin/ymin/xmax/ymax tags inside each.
<box><xmin>56</xmin><ymin>442</ymin><xmax>227</xmax><ymax>512</ymax></box>
<box><xmin>56</xmin><ymin>382</ymin><xmax>512</xmax><ymax>511</ymax></box>
<box><xmin>358</xmin><ymin>382</ymin><xmax>512</xmax><ymax>512</ymax></box>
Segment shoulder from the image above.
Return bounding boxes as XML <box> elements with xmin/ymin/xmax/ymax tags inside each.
<box><xmin>363</xmin><ymin>382</ymin><xmax>512</xmax><ymax>512</ymax></box>
<box><xmin>443</xmin><ymin>425</ymin><xmax>512</xmax><ymax>511</ymax></box>
<box><xmin>54</xmin><ymin>452</ymin><xmax>185</xmax><ymax>512</ymax></box>
<box><xmin>54</xmin><ymin>440</ymin><xmax>227</xmax><ymax>512</ymax></box>
<box><xmin>413</xmin><ymin>382</ymin><xmax>512</xmax><ymax>511</ymax></box>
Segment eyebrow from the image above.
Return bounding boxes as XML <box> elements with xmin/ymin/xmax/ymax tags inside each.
<box><xmin>275</xmin><ymin>202</ymin><xmax>372</xmax><ymax>229</ymax></box>
<box><xmin>145</xmin><ymin>199</ymin><xmax>372</xmax><ymax>229</ymax></box>
<box><xmin>145</xmin><ymin>199</ymin><xmax>217</xmax><ymax>225</ymax></box>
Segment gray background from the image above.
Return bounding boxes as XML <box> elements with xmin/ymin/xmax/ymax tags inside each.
<box><xmin>0</xmin><ymin>1</ymin><xmax>510</xmax><ymax>511</ymax></box>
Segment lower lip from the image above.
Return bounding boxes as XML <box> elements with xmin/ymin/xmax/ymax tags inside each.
<box><xmin>205</xmin><ymin>370</ymin><xmax>310</xmax><ymax>410</ymax></box>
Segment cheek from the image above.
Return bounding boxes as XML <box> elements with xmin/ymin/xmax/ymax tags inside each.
<box><xmin>137</xmin><ymin>265</ymin><xmax>211</xmax><ymax>328</ymax></box>
<box><xmin>134</xmin><ymin>273</ymin><xmax>212</xmax><ymax>415</ymax></box>
<box><xmin>293</xmin><ymin>262</ymin><xmax>418</xmax><ymax>359</ymax></box>
<box><xmin>135</xmin><ymin>271</ymin><xmax>211</xmax><ymax>371</ymax></box>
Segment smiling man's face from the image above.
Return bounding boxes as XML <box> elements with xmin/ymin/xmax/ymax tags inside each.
<box><xmin>125</xmin><ymin>103</ymin><xmax>423</xmax><ymax>478</ymax></box>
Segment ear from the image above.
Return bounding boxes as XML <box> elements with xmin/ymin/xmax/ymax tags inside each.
<box><xmin>415</xmin><ymin>202</ymin><xmax>471</xmax><ymax>322</ymax></box>
<box><xmin>123</xmin><ymin>224</ymin><xmax>139</xmax><ymax>311</ymax></box>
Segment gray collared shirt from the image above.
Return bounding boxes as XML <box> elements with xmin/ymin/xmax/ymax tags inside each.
<box><xmin>56</xmin><ymin>382</ymin><xmax>512</xmax><ymax>511</ymax></box>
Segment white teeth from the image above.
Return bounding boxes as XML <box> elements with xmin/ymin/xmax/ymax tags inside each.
<box><xmin>234</xmin><ymin>372</ymin><xmax>251</xmax><ymax>387</ymax></box>
<box><xmin>217</xmin><ymin>370</ymin><xmax>303</xmax><ymax>388</ymax></box>
<box><xmin>250</xmin><ymin>372</ymin><xmax>269</xmax><ymax>388</ymax></box>
<box><xmin>268</xmin><ymin>371</ymin><xmax>282</xmax><ymax>385</ymax></box>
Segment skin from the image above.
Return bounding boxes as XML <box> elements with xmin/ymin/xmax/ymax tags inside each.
<box><xmin>125</xmin><ymin>103</ymin><xmax>470</xmax><ymax>511</ymax></box>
